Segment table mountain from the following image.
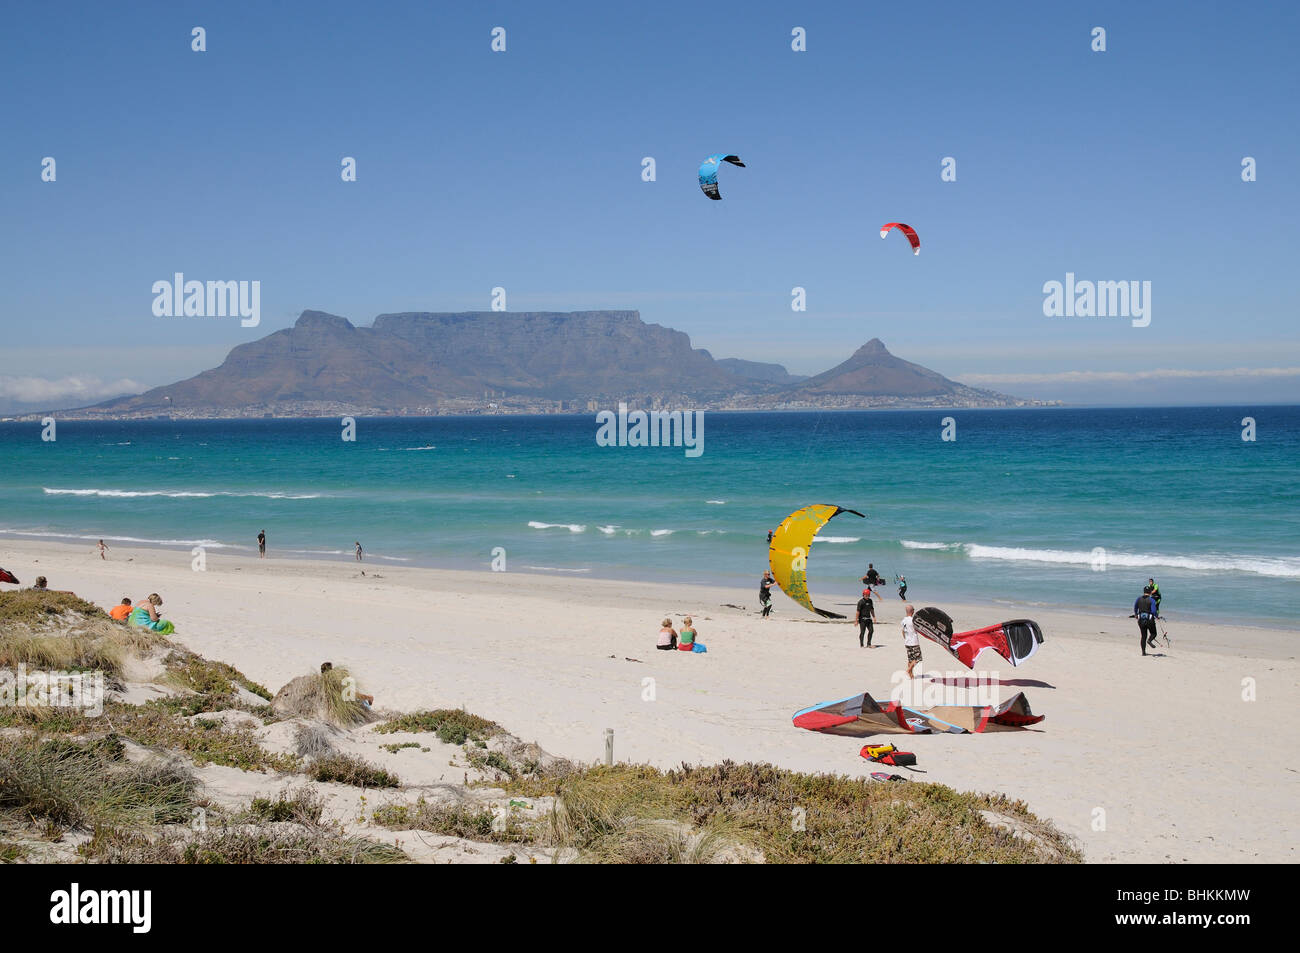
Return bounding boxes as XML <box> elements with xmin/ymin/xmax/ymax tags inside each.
<box><xmin>83</xmin><ymin>310</ymin><xmax>1032</xmax><ymax>415</ymax></box>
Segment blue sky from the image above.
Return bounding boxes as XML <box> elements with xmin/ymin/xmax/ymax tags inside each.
<box><xmin>2</xmin><ymin>0</ymin><xmax>1297</xmax><ymax>407</ymax></box>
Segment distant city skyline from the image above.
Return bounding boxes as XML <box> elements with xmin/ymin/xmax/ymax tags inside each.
<box><xmin>2</xmin><ymin>0</ymin><xmax>1296</xmax><ymax>409</ymax></box>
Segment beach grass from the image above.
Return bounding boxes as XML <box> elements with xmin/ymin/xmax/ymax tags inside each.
<box><xmin>308</xmin><ymin>753</ymin><xmax>399</xmax><ymax>788</ymax></box>
<box><xmin>81</xmin><ymin>821</ymin><xmax>410</xmax><ymax>864</ymax></box>
<box><xmin>371</xmin><ymin>798</ymin><xmax>532</xmax><ymax>844</ymax></box>
<box><xmin>506</xmin><ymin>761</ymin><xmax>1082</xmax><ymax>863</ymax></box>
<box><xmin>0</xmin><ymin>589</ymin><xmax>107</xmax><ymax>626</ymax></box>
<box><xmin>0</xmin><ymin>733</ymin><xmax>196</xmax><ymax>833</ymax></box>
<box><xmin>374</xmin><ymin>709</ymin><xmax>500</xmax><ymax>746</ymax></box>
<box><xmin>163</xmin><ymin>650</ymin><xmax>272</xmax><ymax>701</ymax></box>
<box><xmin>242</xmin><ymin>787</ymin><xmax>326</xmax><ymax>825</ymax></box>
<box><xmin>0</xmin><ymin>631</ymin><xmax>124</xmax><ymax>676</ymax></box>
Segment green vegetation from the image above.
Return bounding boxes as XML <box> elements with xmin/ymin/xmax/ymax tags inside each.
<box><xmin>0</xmin><ymin>734</ymin><xmax>196</xmax><ymax>834</ymax></box>
<box><xmin>377</xmin><ymin>759</ymin><xmax>1083</xmax><ymax>864</ymax></box>
<box><xmin>379</xmin><ymin>742</ymin><xmax>421</xmax><ymax>754</ymax></box>
<box><xmin>509</xmin><ymin>761</ymin><xmax>1081</xmax><ymax>864</ymax></box>
<box><xmin>243</xmin><ymin>788</ymin><xmax>326</xmax><ymax>825</ymax></box>
<box><xmin>372</xmin><ymin>798</ymin><xmax>530</xmax><ymax>844</ymax></box>
<box><xmin>0</xmin><ymin>589</ymin><xmax>106</xmax><ymax>626</ymax></box>
<box><xmin>81</xmin><ymin>822</ymin><xmax>409</xmax><ymax>864</ymax></box>
<box><xmin>164</xmin><ymin>650</ymin><xmax>272</xmax><ymax>700</ymax></box>
<box><xmin>0</xmin><ymin>631</ymin><xmax>124</xmax><ymax>676</ymax></box>
<box><xmin>374</xmin><ymin>709</ymin><xmax>500</xmax><ymax>746</ymax></box>
<box><xmin>309</xmin><ymin>754</ymin><xmax>399</xmax><ymax>789</ymax></box>
<box><xmin>0</xmin><ymin>701</ymin><xmax>297</xmax><ymax>773</ymax></box>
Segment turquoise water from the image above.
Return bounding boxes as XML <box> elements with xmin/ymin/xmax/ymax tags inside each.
<box><xmin>1</xmin><ymin>408</ymin><xmax>1296</xmax><ymax>627</ymax></box>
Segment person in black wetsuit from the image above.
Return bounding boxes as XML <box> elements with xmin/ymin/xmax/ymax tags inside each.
<box><xmin>1134</xmin><ymin>586</ymin><xmax>1161</xmax><ymax>655</ymax></box>
<box><xmin>855</xmin><ymin>588</ymin><xmax>876</xmax><ymax>647</ymax></box>
<box><xmin>862</xmin><ymin>564</ymin><xmax>881</xmax><ymax>587</ymax></box>
<box><xmin>759</xmin><ymin>571</ymin><xmax>775</xmax><ymax>618</ymax></box>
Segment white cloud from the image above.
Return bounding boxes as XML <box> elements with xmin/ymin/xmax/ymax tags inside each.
<box><xmin>0</xmin><ymin>376</ymin><xmax>145</xmax><ymax>404</ymax></box>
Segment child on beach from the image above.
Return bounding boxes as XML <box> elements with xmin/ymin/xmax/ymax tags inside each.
<box><xmin>109</xmin><ymin>597</ymin><xmax>133</xmax><ymax>621</ymax></box>
<box><xmin>656</xmin><ymin>618</ymin><xmax>678</xmax><ymax>650</ymax></box>
<box><xmin>97</xmin><ymin>539</ymin><xmax>109</xmax><ymax>560</ymax></box>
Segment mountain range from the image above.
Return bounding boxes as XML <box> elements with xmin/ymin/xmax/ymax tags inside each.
<box><xmin>78</xmin><ymin>310</ymin><xmax>1043</xmax><ymax>416</ymax></box>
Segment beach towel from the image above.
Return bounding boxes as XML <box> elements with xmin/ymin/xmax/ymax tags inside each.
<box><xmin>128</xmin><ymin>606</ymin><xmax>174</xmax><ymax>634</ymax></box>
<box><xmin>676</xmin><ymin>641</ymin><xmax>706</xmax><ymax>653</ymax></box>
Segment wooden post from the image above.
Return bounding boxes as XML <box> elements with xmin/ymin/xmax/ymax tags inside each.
<box><xmin>604</xmin><ymin>728</ymin><xmax>614</xmax><ymax>766</ymax></box>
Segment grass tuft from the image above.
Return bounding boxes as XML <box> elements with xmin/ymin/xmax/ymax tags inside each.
<box><xmin>374</xmin><ymin>709</ymin><xmax>500</xmax><ymax>746</ymax></box>
<box><xmin>309</xmin><ymin>754</ymin><xmax>399</xmax><ymax>788</ymax></box>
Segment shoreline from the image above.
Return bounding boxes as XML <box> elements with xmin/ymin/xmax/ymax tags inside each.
<box><xmin>3</xmin><ymin>536</ymin><xmax>1297</xmax><ymax>862</ymax></box>
<box><xmin>4</xmin><ymin>530</ymin><xmax>1296</xmax><ymax>636</ymax></box>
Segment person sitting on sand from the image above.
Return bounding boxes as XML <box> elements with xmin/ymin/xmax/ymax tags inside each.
<box><xmin>320</xmin><ymin>661</ymin><xmax>373</xmax><ymax>706</ymax></box>
<box><xmin>656</xmin><ymin>618</ymin><xmax>678</xmax><ymax>651</ymax></box>
<box><xmin>676</xmin><ymin>616</ymin><xmax>706</xmax><ymax>653</ymax></box>
<box><xmin>109</xmin><ymin>597</ymin><xmax>133</xmax><ymax>621</ymax></box>
<box><xmin>32</xmin><ymin>576</ymin><xmax>48</xmax><ymax>590</ymax></box>
<box><xmin>678</xmin><ymin>617</ymin><xmax>698</xmax><ymax>649</ymax></box>
<box><xmin>128</xmin><ymin>593</ymin><xmax>174</xmax><ymax>634</ymax></box>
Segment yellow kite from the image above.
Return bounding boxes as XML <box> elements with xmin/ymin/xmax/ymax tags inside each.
<box><xmin>768</xmin><ymin>504</ymin><xmax>866</xmax><ymax>619</ymax></box>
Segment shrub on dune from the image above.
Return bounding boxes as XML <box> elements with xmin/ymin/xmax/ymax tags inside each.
<box><xmin>271</xmin><ymin>667</ymin><xmax>372</xmax><ymax>727</ymax></box>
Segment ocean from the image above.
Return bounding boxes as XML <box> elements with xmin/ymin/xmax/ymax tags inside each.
<box><xmin>1</xmin><ymin>407</ymin><xmax>1296</xmax><ymax>627</ymax></box>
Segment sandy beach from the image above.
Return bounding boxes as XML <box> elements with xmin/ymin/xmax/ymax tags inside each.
<box><xmin>4</xmin><ymin>537</ymin><xmax>1296</xmax><ymax>863</ymax></box>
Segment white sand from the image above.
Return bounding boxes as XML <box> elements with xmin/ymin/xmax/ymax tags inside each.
<box><xmin>4</xmin><ymin>538</ymin><xmax>1297</xmax><ymax>863</ymax></box>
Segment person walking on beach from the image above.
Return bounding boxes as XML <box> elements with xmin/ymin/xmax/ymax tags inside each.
<box><xmin>97</xmin><ymin>539</ymin><xmax>109</xmax><ymax>560</ymax></box>
<box><xmin>862</xmin><ymin>564</ymin><xmax>881</xmax><ymax>586</ymax></box>
<box><xmin>855</xmin><ymin>588</ymin><xmax>876</xmax><ymax>647</ymax></box>
<box><xmin>1134</xmin><ymin>586</ymin><xmax>1161</xmax><ymax>655</ymax></box>
<box><xmin>897</xmin><ymin>574</ymin><xmax>908</xmax><ymax>600</ymax></box>
<box><xmin>759</xmin><ymin>571</ymin><xmax>775</xmax><ymax>618</ymax></box>
<box><xmin>901</xmin><ymin>603</ymin><xmax>921</xmax><ymax>677</ymax></box>
<box><xmin>257</xmin><ymin>530</ymin><xmax>266</xmax><ymax>558</ymax></box>
<box><xmin>355</xmin><ymin>541</ymin><xmax>363</xmax><ymax>562</ymax></box>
